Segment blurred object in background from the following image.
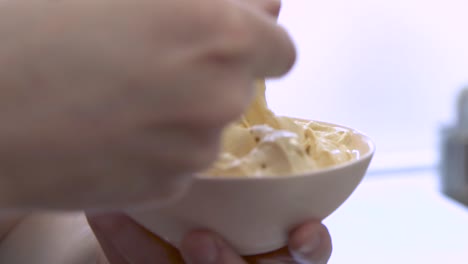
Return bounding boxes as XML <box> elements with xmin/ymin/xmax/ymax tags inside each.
<box><xmin>439</xmin><ymin>86</ymin><xmax>468</xmax><ymax>206</ymax></box>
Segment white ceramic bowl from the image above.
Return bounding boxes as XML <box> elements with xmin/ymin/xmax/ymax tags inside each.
<box><xmin>128</xmin><ymin>120</ymin><xmax>375</xmax><ymax>256</ymax></box>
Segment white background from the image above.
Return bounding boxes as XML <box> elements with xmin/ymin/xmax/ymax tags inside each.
<box><xmin>267</xmin><ymin>0</ymin><xmax>468</xmax><ymax>172</ymax></box>
<box><xmin>324</xmin><ymin>170</ymin><xmax>468</xmax><ymax>263</ymax></box>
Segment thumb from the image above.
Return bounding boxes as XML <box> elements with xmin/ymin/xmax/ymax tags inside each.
<box><xmin>288</xmin><ymin>222</ymin><xmax>333</xmax><ymax>264</ymax></box>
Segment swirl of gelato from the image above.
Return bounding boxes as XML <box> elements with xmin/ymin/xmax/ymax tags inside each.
<box><xmin>201</xmin><ymin>81</ymin><xmax>358</xmax><ymax>177</ymax></box>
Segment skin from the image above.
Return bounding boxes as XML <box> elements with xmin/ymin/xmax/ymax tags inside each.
<box><xmin>0</xmin><ymin>0</ymin><xmax>295</xmax><ymax>211</ymax></box>
<box><xmin>0</xmin><ymin>0</ymin><xmax>332</xmax><ymax>263</ymax></box>
<box><xmin>0</xmin><ymin>213</ymin><xmax>331</xmax><ymax>264</ymax></box>
<box><xmin>86</xmin><ymin>2</ymin><xmax>332</xmax><ymax>263</ymax></box>
<box><xmin>89</xmin><ymin>213</ymin><xmax>333</xmax><ymax>264</ymax></box>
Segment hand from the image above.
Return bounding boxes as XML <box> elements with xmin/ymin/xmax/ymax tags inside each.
<box><xmin>87</xmin><ymin>213</ymin><xmax>332</xmax><ymax>264</ymax></box>
<box><xmin>0</xmin><ymin>0</ymin><xmax>295</xmax><ymax>210</ymax></box>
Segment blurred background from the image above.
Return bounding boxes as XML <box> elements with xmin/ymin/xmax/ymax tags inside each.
<box><xmin>266</xmin><ymin>1</ymin><xmax>468</xmax><ymax>263</ymax></box>
<box><xmin>267</xmin><ymin>0</ymin><xmax>468</xmax><ymax>173</ymax></box>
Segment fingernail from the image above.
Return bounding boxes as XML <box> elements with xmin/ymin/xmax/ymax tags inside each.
<box><xmin>182</xmin><ymin>233</ymin><xmax>219</xmax><ymax>264</ymax></box>
<box><xmin>291</xmin><ymin>231</ymin><xmax>321</xmax><ymax>259</ymax></box>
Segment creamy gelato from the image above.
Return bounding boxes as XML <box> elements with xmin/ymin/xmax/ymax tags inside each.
<box><xmin>201</xmin><ymin>81</ymin><xmax>358</xmax><ymax>177</ymax></box>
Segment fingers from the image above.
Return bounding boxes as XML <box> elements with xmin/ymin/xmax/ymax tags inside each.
<box><xmin>87</xmin><ymin>212</ymin><xmax>180</xmax><ymax>264</ymax></box>
<box><xmin>180</xmin><ymin>222</ymin><xmax>332</xmax><ymax>264</ymax></box>
<box><xmin>288</xmin><ymin>222</ymin><xmax>333</xmax><ymax>264</ymax></box>
<box><xmin>181</xmin><ymin>230</ymin><xmax>247</xmax><ymax>264</ymax></box>
<box><xmin>230</xmin><ymin>0</ymin><xmax>296</xmax><ymax>77</ymax></box>
<box><xmin>207</xmin><ymin>0</ymin><xmax>294</xmax><ymax>78</ymax></box>
<box><xmin>88</xmin><ymin>214</ymin><xmax>332</xmax><ymax>264</ymax></box>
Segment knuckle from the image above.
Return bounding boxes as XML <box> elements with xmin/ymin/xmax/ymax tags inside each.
<box><xmin>206</xmin><ymin>7</ymin><xmax>255</xmax><ymax>58</ymax></box>
<box><xmin>224</xmin><ymin>18</ymin><xmax>255</xmax><ymax>56</ymax></box>
<box><xmin>223</xmin><ymin>13</ymin><xmax>254</xmax><ymax>50</ymax></box>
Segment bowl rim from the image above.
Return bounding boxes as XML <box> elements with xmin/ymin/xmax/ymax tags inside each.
<box><xmin>195</xmin><ymin>118</ymin><xmax>376</xmax><ymax>182</ymax></box>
